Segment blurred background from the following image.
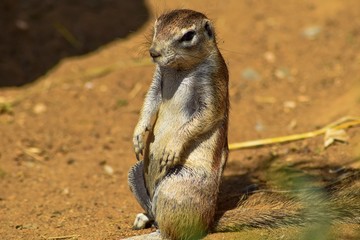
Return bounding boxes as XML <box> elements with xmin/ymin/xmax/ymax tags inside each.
<box><xmin>0</xmin><ymin>0</ymin><xmax>359</xmax><ymax>239</ymax></box>
<box><xmin>0</xmin><ymin>0</ymin><xmax>149</xmax><ymax>87</ymax></box>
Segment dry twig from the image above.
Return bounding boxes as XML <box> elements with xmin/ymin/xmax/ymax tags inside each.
<box><xmin>229</xmin><ymin>116</ymin><xmax>360</xmax><ymax>151</ymax></box>
<box><xmin>41</xmin><ymin>234</ymin><xmax>80</xmax><ymax>240</ymax></box>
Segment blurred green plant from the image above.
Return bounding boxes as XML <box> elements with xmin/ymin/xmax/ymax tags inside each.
<box><xmin>267</xmin><ymin>162</ymin><xmax>334</xmax><ymax>240</ymax></box>
<box><xmin>0</xmin><ymin>102</ymin><xmax>14</xmax><ymax>115</ymax></box>
<box><xmin>116</xmin><ymin>99</ymin><xmax>128</xmax><ymax>108</ymax></box>
<box><xmin>0</xmin><ymin>167</ymin><xmax>6</xmax><ymax>179</ymax></box>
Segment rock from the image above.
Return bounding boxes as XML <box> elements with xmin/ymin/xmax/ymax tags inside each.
<box><xmin>275</xmin><ymin>67</ymin><xmax>290</xmax><ymax>79</ymax></box>
<box><xmin>255</xmin><ymin>121</ymin><xmax>265</xmax><ymax>132</ymax></box>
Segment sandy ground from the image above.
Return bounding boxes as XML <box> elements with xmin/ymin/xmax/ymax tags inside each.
<box><xmin>1</xmin><ymin>0</ymin><xmax>360</xmax><ymax>239</ymax></box>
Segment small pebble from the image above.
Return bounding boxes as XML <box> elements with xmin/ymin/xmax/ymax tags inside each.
<box><xmin>288</xmin><ymin>119</ymin><xmax>297</xmax><ymax>130</ymax></box>
<box><xmin>284</xmin><ymin>101</ymin><xmax>296</xmax><ymax>109</ymax></box>
<box><xmin>103</xmin><ymin>165</ymin><xmax>114</xmax><ymax>175</ymax></box>
<box><xmin>297</xmin><ymin>95</ymin><xmax>310</xmax><ymax>103</ymax></box>
<box><xmin>255</xmin><ymin>121</ymin><xmax>265</xmax><ymax>132</ymax></box>
<box><xmin>241</xmin><ymin>68</ymin><xmax>261</xmax><ymax>81</ymax></box>
<box><xmin>84</xmin><ymin>82</ymin><xmax>94</xmax><ymax>89</ymax></box>
<box><xmin>26</xmin><ymin>147</ymin><xmax>41</xmax><ymax>154</ymax></box>
<box><xmin>15</xmin><ymin>224</ymin><xmax>38</xmax><ymax>230</ymax></box>
<box><xmin>15</xmin><ymin>20</ymin><xmax>29</xmax><ymax>30</ymax></box>
<box><xmin>302</xmin><ymin>25</ymin><xmax>322</xmax><ymax>40</ymax></box>
<box><xmin>275</xmin><ymin>67</ymin><xmax>290</xmax><ymax>79</ymax></box>
<box><xmin>33</xmin><ymin>103</ymin><xmax>47</xmax><ymax>114</ymax></box>
<box><xmin>62</xmin><ymin>188</ymin><xmax>70</xmax><ymax>195</ymax></box>
<box><xmin>263</xmin><ymin>51</ymin><xmax>276</xmax><ymax>63</ymax></box>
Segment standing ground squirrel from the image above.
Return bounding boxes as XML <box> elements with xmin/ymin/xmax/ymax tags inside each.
<box><xmin>127</xmin><ymin>9</ymin><xmax>360</xmax><ymax>240</ymax></box>
<box><xmin>129</xmin><ymin>9</ymin><xmax>229</xmax><ymax>239</ymax></box>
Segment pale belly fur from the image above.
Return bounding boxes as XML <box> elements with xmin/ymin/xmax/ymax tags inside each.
<box><xmin>144</xmin><ymin>76</ymin><xmax>220</xmax><ymax>197</ymax></box>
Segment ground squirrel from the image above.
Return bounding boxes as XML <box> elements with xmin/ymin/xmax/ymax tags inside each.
<box><xmin>127</xmin><ymin>9</ymin><xmax>360</xmax><ymax>240</ymax></box>
<box><xmin>129</xmin><ymin>9</ymin><xmax>229</xmax><ymax>239</ymax></box>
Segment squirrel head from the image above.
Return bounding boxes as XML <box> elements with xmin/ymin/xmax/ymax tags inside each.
<box><xmin>149</xmin><ymin>9</ymin><xmax>217</xmax><ymax>70</ymax></box>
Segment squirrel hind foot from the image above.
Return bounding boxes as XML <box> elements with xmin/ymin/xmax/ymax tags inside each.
<box><xmin>133</xmin><ymin>213</ymin><xmax>154</xmax><ymax>230</ymax></box>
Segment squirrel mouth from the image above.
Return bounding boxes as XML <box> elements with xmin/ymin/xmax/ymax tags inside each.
<box><xmin>152</xmin><ymin>56</ymin><xmax>175</xmax><ymax>67</ymax></box>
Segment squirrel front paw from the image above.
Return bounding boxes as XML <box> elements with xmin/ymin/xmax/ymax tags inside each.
<box><xmin>133</xmin><ymin>133</ymin><xmax>144</xmax><ymax>161</ymax></box>
<box><xmin>160</xmin><ymin>140</ymin><xmax>182</xmax><ymax>172</ymax></box>
<box><xmin>133</xmin><ymin>122</ymin><xmax>151</xmax><ymax>160</ymax></box>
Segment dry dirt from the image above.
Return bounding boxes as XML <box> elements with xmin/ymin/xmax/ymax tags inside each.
<box><xmin>1</xmin><ymin>0</ymin><xmax>360</xmax><ymax>239</ymax></box>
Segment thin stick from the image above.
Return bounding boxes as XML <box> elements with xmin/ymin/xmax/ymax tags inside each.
<box><xmin>23</xmin><ymin>149</ymin><xmax>43</xmax><ymax>162</ymax></box>
<box><xmin>228</xmin><ymin>116</ymin><xmax>360</xmax><ymax>151</ymax></box>
<box><xmin>42</xmin><ymin>234</ymin><xmax>80</xmax><ymax>240</ymax></box>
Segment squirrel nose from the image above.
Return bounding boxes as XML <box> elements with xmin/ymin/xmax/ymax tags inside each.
<box><xmin>149</xmin><ymin>48</ymin><xmax>161</xmax><ymax>59</ymax></box>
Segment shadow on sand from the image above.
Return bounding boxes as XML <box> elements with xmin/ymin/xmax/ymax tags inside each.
<box><xmin>0</xmin><ymin>0</ymin><xmax>149</xmax><ymax>87</ymax></box>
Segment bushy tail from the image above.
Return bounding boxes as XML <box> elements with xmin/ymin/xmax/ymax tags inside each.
<box><xmin>213</xmin><ymin>173</ymin><xmax>360</xmax><ymax>232</ymax></box>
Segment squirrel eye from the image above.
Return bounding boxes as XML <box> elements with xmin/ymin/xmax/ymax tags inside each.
<box><xmin>180</xmin><ymin>30</ymin><xmax>196</xmax><ymax>42</ymax></box>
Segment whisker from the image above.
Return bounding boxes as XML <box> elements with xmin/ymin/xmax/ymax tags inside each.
<box><xmin>218</xmin><ymin>47</ymin><xmax>246</xmax><ymax>56</ymax></box>
<box><xmin>180</xmin><ymin>53</ymin><xmax>204</xmax><ymax>61</ymax></box>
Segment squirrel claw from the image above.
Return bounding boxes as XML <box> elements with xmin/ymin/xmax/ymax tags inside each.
<box><xmin>133</xmin><ymin>134</ymin><xmax>145</xmax><ymax>161</ymax></box>
<box><xmin>160</xmin><ymin>147</ymin><xmax>180</xmax><ymax>173</ymax></box>
<box><xmin>134</xmin><ymin>146</ymin><xmax>143</xmax><ymax>161</ymax></box>
<box><xmin>135</xmin><ymin>151</ymin><xmax>143</xmax><ymax>161</ymax></box>
<box><xmin>167</xmin><ymin>155</ymin><xmax>179</xmax><ymax>167</ymax></box>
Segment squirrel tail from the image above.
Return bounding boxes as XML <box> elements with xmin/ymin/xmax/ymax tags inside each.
<box><xmin>213</xmin><ymin>177</ymin><xmax>360</xmax><ymax>232</ymax></box>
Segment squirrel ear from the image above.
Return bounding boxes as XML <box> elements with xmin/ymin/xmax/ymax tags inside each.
<box><xmin>204</xmin><ymin>20</ymin><xmax>214</xmax><ymax>39</ymax></box>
